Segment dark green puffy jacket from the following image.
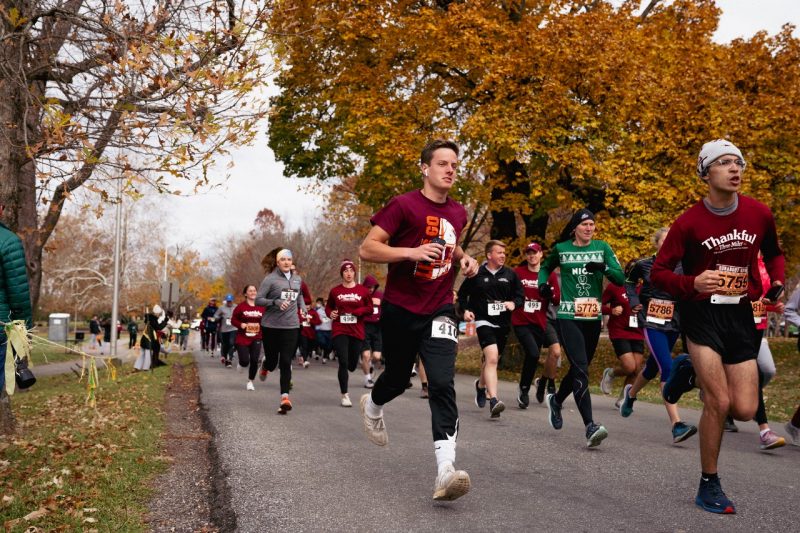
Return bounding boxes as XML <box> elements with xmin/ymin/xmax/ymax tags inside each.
<box><xmin>0</xmin><ymin>222</ymin><xmax>33</xmax><ymax>342</ymax></box>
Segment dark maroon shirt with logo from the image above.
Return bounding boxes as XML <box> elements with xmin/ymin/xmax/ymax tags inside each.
<box><xmin>371</xmin><ymin>190</ymin><xmax>467</xmax><ymax>315</ymax></box>
<box><xmin>651</xmin><ymin>194</ymin><xmax>784</xmax><ymax>301</ymax></box>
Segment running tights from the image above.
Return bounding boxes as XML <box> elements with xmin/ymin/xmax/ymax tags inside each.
<box><xmin>262</xmin><ymin>328</ymin><xmax>298</xmax><ymax>394</ymax></box>
<box><xmin>555</xmin><ymin>319</ymin><xmax>601</xmax><ymax>426</ymax></box>
<box><xmin>642</xmin><ymin>329</ymin><xmax>680</xmax><ymax>382</ymax></box>
<box><xmin>237</xmin><ymin>341</ymin><xmax>262</xmax><ymax>381</ymax></box>
<box><xmin>514</xmin><ymin>324</ymin><xmax>543</xmax><ymax>391</ymax></box>
<box><xmin>333</xmin><ymin>335</ymin><xmax>362</xmax><ymax>393</ymax></box>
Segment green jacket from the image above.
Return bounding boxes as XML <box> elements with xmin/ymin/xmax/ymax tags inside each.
<box><xmin>0</xmin><ymin>222</ymin><xmax>33</xmax><ymax>341</ymax></box>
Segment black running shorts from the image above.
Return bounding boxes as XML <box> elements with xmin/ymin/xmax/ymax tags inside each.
<box><xmin>542</xmin><ymin>319</ymin><xmax>560</xmax><ymax>348</ymax></box>
<box><xmin>677</xmin><ymin>299</ymin><xmax>760</xmax><ymax>365</ymax></box>
<box><xmin>363</xmin><ymin>322</ymin><xmax>382</xmax><ymax>352</ymax></box>
<box><xmin>477</xmin><ymin>325</ymin><xmax>510</xmax><ymax>353</ymax></box>
<box><xmin>611</xmin><ymin>338</ymin><xmax>644</xmax><ymax>358</ymax></box>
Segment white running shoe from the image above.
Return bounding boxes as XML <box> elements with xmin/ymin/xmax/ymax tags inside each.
<box><xmin>246</xmin><ymin>381</ymin><xmax>255</xmax><ymax>391</ymax></box>
<box><xmin>364</xmin><ymin>377</ymin><xmax>375</xmax><ymax>389</ymax></box>
<box><xmin>359</xmin><ymin>394</ymin><xmax>388</xmax><ymax>446</ymax></box>
<box><xmin>303</xmin><ymin>361</ymin><xmax>310</xmax><ymax>368</ymax></box>
<box><xmin>411</xmin><ymin>364</ymin><xmax>418</xmax><ymax>377</ymax></box>
<box><xmin>600</xmin><ymin>368</ymin><xmax>614</xmax><ymax>395</ymax></box>
<box><xmin>433</xmin><ymin>464</ymin><xmax>471</xmax><ymax>501</ymax></box>
<box><xmin>341</xmin><ymin>394</ymin><xmax>352</xmax><ymax>407</ymax></box>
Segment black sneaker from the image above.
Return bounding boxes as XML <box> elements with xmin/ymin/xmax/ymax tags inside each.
<box><xmin>474</xmin><ymin>379</ymin><xmax>487</xmax><ymax>408</ymax></box>
<box><xmin>663</xmin><ymin>354</ymin><xmax>695</xmax><ymax>404</ymax></box>
<box><xmin>489</xmin><ymin>397</ymin><xmax>505</xmax><ymax>418</ymax></box>
<box><xmin>546</xmin><ymin>393</ymin><xmax>562</xmax><ymax>430</ymax></box>
<box><xmin>534</xmin><ymin>377</ymin><xmax>546</xmax><ymax>404</ymax></box>
<box><xmin>547</xmin><ymin>379</ymin><xmax>556</xmax><ymax>396</ymax></box>
<box><xmin>695</xmin><ymin>476</ymin><xmax>735</xmax><ymax>514</ymax></box>
<box><xmin>585</xmin><ymin>422</ymin><xmax>608</xmax><ymax>447</ymax></box>
<box><xmin>518</xmin><ymin>387</ymin><xmax>530</xmax><ymax>409</ymax></box>
<box><xmin>724</xmin><ymin>416</ymin><xmax>739</xmax><ymax>433</ymax></box>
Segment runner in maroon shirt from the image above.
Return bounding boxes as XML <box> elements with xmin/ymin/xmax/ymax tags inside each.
<box><xmin>599</xmin><ymin>264</ymin><xmax>645</xmax><ymax>402</ymax></box>
<box><xmin>230</xmin><ymin>285</ymin><xmax>265</xmax><ymax>391</ymax></box>
<box><xmin>511</xmin><ymin>242</ymin><xmax>558</xmax><ymax>409</ymax></box>
<box><xmin>651</xmin><ymin>139</ymin><xmax>785</xmax><ymax>515</ymax></box>
<box><xmin>358</xmin><ymin>139</ymin><xmax>478</xmax><ymax>502</ymax></box>
<box><xmin>326</xmin><ymin>260</ymin><xmax>372</xmax><ymax>407</ymax></box>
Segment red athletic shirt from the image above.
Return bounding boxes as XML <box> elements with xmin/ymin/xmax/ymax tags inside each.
<box><xmin>230</xmin><ymin>302</ymin><xmax>265</xmax><ymax>345</ymax></box>
<box><xmin>363</xmin><ymin>289</ymin><xmax>384</xmax><ymax>324</ymax></box>
<box><xmin>326</xmin><ymin>284</ymin><xmax>372</xmax><ymax>340</ymax></box>
<box><xmin>371</xmin><ymin>190</ymin><xmax>467</xmax><ymax>315</ymax></box>
<box><xmin>651</xmin><ymin>194</ymin><xmax>784</xmax><ymax>301</ymax></box>
<box><xmin>511</xmin><ymin>268</ymin><xmax>559</xmax><ymax>329</ymax></box>
<box><xmin>602</xmin><ymin>283</ymin><xmax>644</xmax><ymax>341</ymax></box>
<box><xmin>300</xmin><ymin>307</ymin><xmax>322</xmax><ymax>339</ymax></box>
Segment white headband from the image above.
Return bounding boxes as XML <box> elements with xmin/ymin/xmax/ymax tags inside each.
<box><xmin>277</xmin><ymin>249</ymin><xmax>293</xmax><ymax>260</ymax></box>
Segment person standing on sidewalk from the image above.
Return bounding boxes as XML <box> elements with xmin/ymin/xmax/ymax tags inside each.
<box><xmin>358</xmin><ymin>138</ymin><xmax>479</xmax><ymax>502</ymax></box>
<box><xmin>457</xmin><ymin>239</ymin><xmax>524</xmax><ymax>419</ymax></box>
<box><xmin>652</xmin><ymin>139</ymin><xmax>784</xmax><ymax>514</ymax></box>
<box><xmin>127</xmin><ymin>319</ymin><xmax>138</xmax><ymax>350</ymax></box>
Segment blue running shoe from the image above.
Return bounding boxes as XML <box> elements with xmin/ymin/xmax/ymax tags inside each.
<box><xmin>672</xmin><ymin>421</ymin><xmax>698</xmax><ymax>443</ymax></box>
<box><xmin>695</xmin><ymin>477</ymin><xmax>736</xmax><ymax>514</ymax></box>
<box><xmin>620</xmin><ymin>384</ymin><xmax>636</xmax><ymax>417</ymax></box>
<box><xmin>474</xmin><ymin>379</ymin><xmax>487</xmax><ymax>408</ymax></box>
<box><xmin>663</xmin><ymin>354</ymin><xmax>695</xmax><ymax>404</ymax></box>
<box><xmin>546</xmin><ymin>393</ymin><xmax>562</xmax><ymax>430</ymax></box>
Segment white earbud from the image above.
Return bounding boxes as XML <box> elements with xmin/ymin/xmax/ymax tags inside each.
<box><xmin>424</xmin><ymin>169</ymin><xmax>428</xmax><ymax>177</ymax></box>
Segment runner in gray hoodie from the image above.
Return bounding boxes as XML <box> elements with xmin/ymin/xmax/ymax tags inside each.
<box><xmin>214</xmin><ymin>294</ymin><xmax>238</xmax><ymax>367</ymax></box>
<box><xmin>256</xmin><ymin>247</ymin><xmax>307</xmax><ymax>414</ymax></box>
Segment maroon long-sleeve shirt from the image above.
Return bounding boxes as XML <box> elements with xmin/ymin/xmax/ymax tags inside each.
<box><xmin>651</xmin><ymin>194</ymin><xmax>784</xmax><ymax>302</ymax></box>
<box><xmin>325</xmin><ymin>284</ymin><xmax>372</xmax><ymax>340</ymax></box>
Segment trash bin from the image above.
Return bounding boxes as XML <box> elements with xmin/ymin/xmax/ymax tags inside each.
<box><xmin>48</xmin><ymin>313</ymin><xmax>70</xmax><ymax>342</ymax></box>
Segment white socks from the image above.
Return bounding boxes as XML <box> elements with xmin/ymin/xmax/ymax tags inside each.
<box><xmin>365</xmin><ymin>394</ymin><xmax>383</xmax><ymax>419</ymax></box>
<box><xmin>434</xmin><ymin>439</ymin><xmax>456</xmax><ymax>476</ymax></box>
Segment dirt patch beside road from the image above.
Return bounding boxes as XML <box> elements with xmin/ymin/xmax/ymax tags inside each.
<box><xmin>146</xmin><ymin>361</ymin><xmax>235</xmax><ymax>532</ymax></box>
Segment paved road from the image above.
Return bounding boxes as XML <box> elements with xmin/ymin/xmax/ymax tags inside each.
<box><xmin>196</xmin><ymin>351</ymin><xmax>797</xmax><ymax>532</ymax></box>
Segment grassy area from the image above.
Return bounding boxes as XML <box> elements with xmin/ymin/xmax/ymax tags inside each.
<box><xmin>0</xmin><ymin>356</ymin><xmax>191</xmax><ymax>531</ymax></box>
<box><xmin>456</xmin><ymin>335</ymin><xmax>800</xmax><ymax>422</ymax></box>
<box><xmin>27</xmin><ymin>340</ymin><xmax>85</xmax><ymax>365</ymax></box>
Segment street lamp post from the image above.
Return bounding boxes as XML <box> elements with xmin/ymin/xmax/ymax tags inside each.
<box><xmin>109</xmin><ymin>176</ymin><xmax>123</xmax><ymax>357</ymax></box>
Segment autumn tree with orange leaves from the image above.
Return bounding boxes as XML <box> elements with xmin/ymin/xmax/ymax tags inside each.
<box><xmin>267</xmin><ymin>0</ymin><xmax>800</xmax><ymax>267</ymax></box>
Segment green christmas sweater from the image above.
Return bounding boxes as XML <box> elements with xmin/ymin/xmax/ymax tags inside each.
<box><xmin>538</xmin><ymin>239</ymin><xmax>624</xmax><ymax>321</ymax></box>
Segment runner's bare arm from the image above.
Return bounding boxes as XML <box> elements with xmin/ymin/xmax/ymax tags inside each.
<box><xmin>359</xmin><ymin>225</ymin><xmax>445</xmax><ymax>264</ymax></box>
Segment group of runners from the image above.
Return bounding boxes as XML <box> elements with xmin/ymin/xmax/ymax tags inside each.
<box><xmin>197</xmin><ymin>138</ymin><xmax>798</xmax><ymax>513</ymax></box>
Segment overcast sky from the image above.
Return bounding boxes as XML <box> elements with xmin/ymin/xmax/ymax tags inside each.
<box><xmin>162</xmin><ymin>0</ymin><xmax>800</xmax><ymax>253</ymax></box>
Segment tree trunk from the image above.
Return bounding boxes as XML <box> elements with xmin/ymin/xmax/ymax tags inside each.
<box><xmin>0</xmin><ymin>389</ymin><xmax>15</xmax><ymax>436</ymax></box>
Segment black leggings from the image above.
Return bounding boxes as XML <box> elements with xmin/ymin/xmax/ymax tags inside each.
<box><xmin>555</xmin><ymin>319</ymin><xmax>602</xmax><ymax>426</ymax></box>
<box><xmin>298</xmin><ymin>335</ymin><xmax>316</xmax><ymax>359</ymax></box>
<box><xmin>220</xmin><ymin>331</ymin><xmax>236</xmax><ymax>361</ymax></box>
<box><xmin>372</xmin><ymin>302</ymin><xmax>458</xmax><ymax>442</ymax></box>
<box><xmin>128</xmin><ymin>334</ymin><xmax>137</xmax><ymax>349</ymax></box>
<box><xmin>262</xmin><ymin>328</ymin><xmax>298</xmax><ymax>395</ymax></box>
<box><xmin>237</xmin><ymin>341</ymin><xmax>262</xmax><ymax>380</ymax></box>
<box><xmin>333</xmin><ymin>335</ymin><xmax>362</xmax><ymax>393</ymax></box>
<box><xmin>514</xmin><ymin>324</ymin><xmax>545</xmax><ymax>391</ymax></box>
